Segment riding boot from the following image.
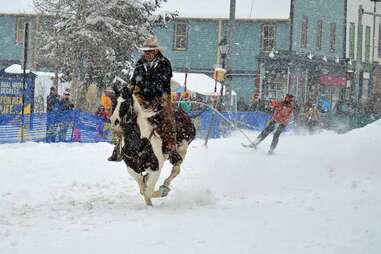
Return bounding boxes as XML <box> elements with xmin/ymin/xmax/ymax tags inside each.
<box><xmin>108</xmin><ymin>145</ymin><xmax>122</xmax><ymax>162</ymax></box>
<box><xmin>169</xmin><ymin>149</ymin><xmax>182</xmax><ymax>165</ymax></box>
<box><xmin>161</xmin><ymin>94</ymin><xmax>182</xmax><ymax>165</ymax></box>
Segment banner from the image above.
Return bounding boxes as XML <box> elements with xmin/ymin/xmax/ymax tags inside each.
<box><xmin>0</xmin><ymin>75</ymin><xmax>35</xmax><ymax>114</ymax></box>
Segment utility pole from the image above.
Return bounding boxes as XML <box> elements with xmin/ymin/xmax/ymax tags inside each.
<box><xmin>224</xmin><ymin>0</ymin><xmax>235</xmax><ymax>110</ymax></box>
<box><xmin>21</xmin><ymin>22</ymin><xmax>29</xmax><ymax>143</ymax></box>
<box><xmin>355</xmin><ymin>5</ymin><xmax>364</xmax><ymax>103</ymax></box>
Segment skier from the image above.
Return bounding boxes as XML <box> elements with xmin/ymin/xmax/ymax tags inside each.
<box><xmin>252</xmin><ymin>94</ymin><xmax>294</xmax><ymax>155</ymax></box>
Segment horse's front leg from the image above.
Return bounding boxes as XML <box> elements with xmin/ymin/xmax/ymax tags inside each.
<box><xmin>127</xmin><ymin>168</ymin><xmax>145</xmax><ymax>195</ymax></box>
<box><xmin>154</xmin><ymin>142</ymin><xmax>189</xmax><ymax>198</ymax></box>
<box><xmin>143</xmin><ymin>169</ymin><xmax>161</xmax><ymax>206</ymax></box>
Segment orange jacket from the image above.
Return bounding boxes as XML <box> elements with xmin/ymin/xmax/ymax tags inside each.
<box><xmin>101</xmin><ymin>95</ymin><xmax>112</xmax><ymax>112</ymax></box>
<box><xmin>271</xmin><ymin>100</ymin><xmax>293</xmax><ymax>126</ymax></box>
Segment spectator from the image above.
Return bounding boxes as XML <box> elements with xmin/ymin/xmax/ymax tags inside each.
<box><xmin>58</xmin><ymin>89</ymin><xmax>74</xmax><ymax>142</ymax></box>
<box><xmin>249</xmin><ymin>94</ymin><xmax>262</xmax><ymax>112</ymax></box>
<box><xmin>101</xmin><ymin>87</ymin><xmax>116</xmax><ymax>114</ymax></box>
<box><xmin>237</xmin><ymin>96</ymin><xmax>248</xmax><ymax>111</ymax></box>
<box><xmin>95</xmin><ymin>105</ymin><xmax>110</xmax><ymax>140</ymax></box>
<box><xmin>300</xmin><ymin>102</ymin><xmax>320</xmax><ymax>134</ymax></box>
<box><xmin>46</xmin><ymin>86</ymin><xmax>60</xmax><ymax>142</ymax></box>
<box><xmin>95</xmin><ymin>105</ymin><xmax>110</xmax><ymax>121</ymax></box>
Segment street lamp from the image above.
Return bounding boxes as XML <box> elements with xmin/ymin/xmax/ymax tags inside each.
<box><xmin>218</xmin><ymin>37</ymin><xmax>228</xmax><ymax>102</ymax></box>
<box><xmin>219</xmin><ymin>37</ymin><xmax>228</xmax><ymax>69</ymax></box>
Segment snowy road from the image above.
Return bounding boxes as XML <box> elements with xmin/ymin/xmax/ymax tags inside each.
<box><xmin>1</xmin><ymin>122</ymin><xmax>380</xmax><ymax>254</ymax></box>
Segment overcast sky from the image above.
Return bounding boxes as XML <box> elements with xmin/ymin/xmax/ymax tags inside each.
<box><xmin>0</xmin><ymin>0</ymin><xmax>291</xmax><ymax>19</ymax></box>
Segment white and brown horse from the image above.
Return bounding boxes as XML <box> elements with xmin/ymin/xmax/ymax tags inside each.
<box><xmin>110</xmin><ymin>87</ymin><xmax>196</xmax><ymax>206</ymax></box>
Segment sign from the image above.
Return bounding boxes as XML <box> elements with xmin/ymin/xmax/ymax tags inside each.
<box><xmin>0</xmin><ymin>76</ymin><xmax>35</xmax><ymax>114</ymax></box>
<box><xmin>319</xmin><ymin>76</ymin><xmax>346</xmax><ymax>87</ymax></box>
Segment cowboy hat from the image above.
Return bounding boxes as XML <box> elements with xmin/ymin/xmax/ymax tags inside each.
<box><xmin>138</xmin><ymin>36</ymin><xmax>164</xmax><ymax>51</ymax></box>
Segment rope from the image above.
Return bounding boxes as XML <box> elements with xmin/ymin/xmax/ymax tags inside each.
<box><xmin>182</xmin><ymin>101</ymin><xmax>256</xmax><ymax>146</ymax></box>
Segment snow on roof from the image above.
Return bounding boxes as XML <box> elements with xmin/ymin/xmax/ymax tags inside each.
<box><xmin>171</xmin><ymin>72</ymin><xmax>236</xmax><ymax>96</ymax></box>
<box><xmin>172</xmin><ymin>72</ymin><xmax>223</xmax><ymax>96</ymax></box>
<box><xmin>0</xmin><ymin>0</ymin><xmax>36</xmax><ymax>15</ymax></box>
<box><xmin>159</xmin><ymin>0</ymin><xmax>291</xmax><ymax>20</ymax></box>
<box><xmin>4</xmin><ymin>64</ymin><xmax>31</xmax><ymax>74</ymax></box>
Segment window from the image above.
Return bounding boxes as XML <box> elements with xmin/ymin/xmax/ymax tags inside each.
<box><xmin>16</xmin><ymin>17</ymin><xmax>26</xmax><ymax>44</ymax></box>
<box><xmin>349</xmin><ymin>23</ymin><xmax>356</xmax><ymax>59</ymax></box>
<box><xmin>174</xmin><ymin>21</ymin><xmax>188</xmax><ymax>50</ymax></box>
<box><xmin>330</xmin><ymin>23</ymin><xmax>336</xmax><ymax>51</ymax></box>
<box><xmin>316</xmin><ymin>20</ymin><xmax>322</xmax><ymax>50</ymax></box>
<box><xmin>262</xmin><ymin>24</ymin><xmax>276</xmax><ymax>52</ymax></box>
<box><xmin>365</xmin><ymin>26</ymin><xmax>371</xmax><ymax>63</ymax></box>
<box><xmin>267</xmin><ymin>81</ymin><xmax>286</xmax><ymax>100</ymax></box>
<box><xmin>301</xmin><ymin>16</ymin><xmax>308</xmax><ymax>48</ymax></box>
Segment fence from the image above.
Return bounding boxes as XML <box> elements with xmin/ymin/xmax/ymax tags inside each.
<box><xmin>0</xmin><ymin>110</ymin><xmax>273</xmax><ymax>144</ymax></box>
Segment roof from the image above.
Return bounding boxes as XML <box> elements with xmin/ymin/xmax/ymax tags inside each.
<box><xmin>171</xmin><ymin>72</ymin><xmax>238</xmax><ymax>96</ymax></box>
<box><xmin>0</xmin><ymin>64</ymin><xmax>37</xmax><ymax>78</ymax></box>
<box><xmin>0</xmin><ymin>0</ymin><xmax>291</xmax><ymax>19</ymax></box>
<box><xmin>159</xmin><ymin>0</ymin><xmax>291</xmax><ymax>20</ymax></box>
<box><xmin>0</xmin><ymin>0</ymin><xmax>36</xmax><ymax>15</ymax></box>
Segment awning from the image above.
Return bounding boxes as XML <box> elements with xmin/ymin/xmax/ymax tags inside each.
<box><xmin>171</xmin><ymin>72</ymin><xmax>224</xmax><ymax>96</ymax></box>
<box><xmin>320</xmin><ymin>76</ymin><xmax>346</xmax><ymax>87</ymax></box>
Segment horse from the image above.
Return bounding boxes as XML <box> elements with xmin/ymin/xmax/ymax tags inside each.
<box><xmin>110</xmin><ymin>87</ymin><xmax>196</xmax><ymax>206</ymax></box>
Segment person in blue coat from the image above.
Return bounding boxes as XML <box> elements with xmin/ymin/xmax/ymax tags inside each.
<box><xmin>46</xmin><ymin>86</ymin><xmax>61</xmax><ymax>142</ymax></box>
<box><xmin>58</xmin><ymin>89</ymin><xmax>74</xmax><ymax>142</ymax></box>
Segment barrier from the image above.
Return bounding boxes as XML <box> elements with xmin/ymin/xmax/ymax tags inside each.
<box><xmin>0</xmin><ymin>110</ymin><xmax>273</xmax><ymax>144</ymax></box>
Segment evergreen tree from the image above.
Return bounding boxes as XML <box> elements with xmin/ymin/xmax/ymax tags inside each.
<box><xmin>33</xmin><ymin>0</ymin><xmax>174</xmax><ymax>107</ymax></box>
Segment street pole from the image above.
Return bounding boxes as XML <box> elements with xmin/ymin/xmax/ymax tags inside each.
<box><xmin>21</xmin><ymin>22</ymin><xmax>29</xmax><ymax>143</ymax></box>
<box><xmin>355</xmin><ymin>5</ymin><xmax>363</xmax><ymax>103</ymax></box>
<box><xmin>224</xmin><ymin>0</ymin><xmax>235</xmax><ymax>110</ymax></box>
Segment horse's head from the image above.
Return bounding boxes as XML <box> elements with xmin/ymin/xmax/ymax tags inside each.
<box><xmin>110</xmin><ymin>86</ymin><xmax>133</xmax><ymax>131</ymax></box>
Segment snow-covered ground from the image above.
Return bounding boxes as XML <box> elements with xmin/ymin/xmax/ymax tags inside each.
<box><xmin>1</xmin><ymin>121</ymin><xmax>380</xmax><ymax>254</ymax></box>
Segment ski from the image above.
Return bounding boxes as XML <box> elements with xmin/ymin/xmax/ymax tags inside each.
<box><xmin>241</xmin><ymin>143</ymin><xmax>256</xmax><ymax>149</ymax></box>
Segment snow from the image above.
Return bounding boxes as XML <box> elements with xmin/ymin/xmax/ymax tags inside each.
<box><xmin>4</xmin><ymin>64</ymin><xmax>31</xmax><ymax>74</ymax></box>
<box><xmin>172</xmin><ymin>72</ymin><xmax>222</xmax><ymax>95</ymax></box>
<box><xmin>1</xmin><ymin>119</ymin><xmax>380</xmax><ymax>254</ymax></box>
<box><xmin>0</xmin><ymin>0</ymin><xmax>36</xmax><ymax>14</ymax></box>
<box><xmin>159</xmin><ymin>0</ymin><xmax>291</xmax><ymax>19</ymax></box>
<box><xmin>171</xmin><ymin>72</ymin><xmax>237</xmax><ymax>96</ymax></box>
<box><xmin>0</xmin><ymin>0</ymin><xmax>291</xmax><ymax>19</ymax></box>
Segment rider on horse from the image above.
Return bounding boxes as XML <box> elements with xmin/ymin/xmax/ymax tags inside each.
<box><xmin>108</xmin><ymin>36</ymin><xmax>182</xmax><ymax>164</ymax></box>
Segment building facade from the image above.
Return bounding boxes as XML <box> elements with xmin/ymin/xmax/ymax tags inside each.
<box><xmin>0</xmin><ymin>14</ymin><xmax>41</xmax><ymax>69</ymax></box>
<box><xmin>154</xmin><ymin>18</ymin><xmax>290</xmax><ymax>102</ymax></box>
<box><xmin>258</xmin><ymin>0</ymin><xmax>347</xmax><ymax>111</ymax></box>
<box><xmin>346</xmin><ymin>0</ymin><xmax>381</xmax><ymax>103</ymax></box>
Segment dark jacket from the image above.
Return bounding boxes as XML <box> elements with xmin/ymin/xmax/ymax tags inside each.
<box><xmin>59</xmin><ymin>98</ymin><xmax>74</xmax><ymax>111</ymax></box>
<box><xmin>47</xmin><ymin>94</ymin><xmax>60</xmax><ymax>112</ymax></box>
<box><xmin>130</xmin><ymin>52</ymin><xmax>173</xmax><ymax>102</ymax></box>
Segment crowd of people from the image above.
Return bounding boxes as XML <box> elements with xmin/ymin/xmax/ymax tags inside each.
<box><xmin>46</xmin><ymin>86</ymin><xmax>75</xmax><ymax>142</ymax></box>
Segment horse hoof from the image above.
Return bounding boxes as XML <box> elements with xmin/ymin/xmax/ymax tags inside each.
<box><xmin>159</xmin><ymin>185</ymin><xmax>171</xmax><ymax>197</ymax></box>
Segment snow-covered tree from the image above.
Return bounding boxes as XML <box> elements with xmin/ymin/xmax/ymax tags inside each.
<box><xmin>33</xmin><ymin>0</ymin><xmax>174</xmax><ymax>107</ymax></box>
